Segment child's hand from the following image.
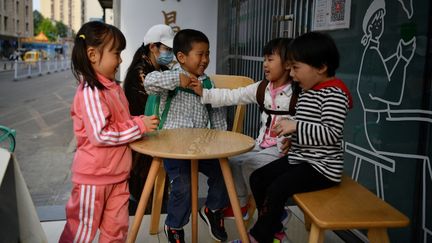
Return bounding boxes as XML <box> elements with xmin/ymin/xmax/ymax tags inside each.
<box><xmin>279</xmin><ymin>137</ymin><xmax>292</xmax><ymax>155</ymax></box>
<box><xmin>273</xmin><ymin>118</ymin><xmax>297</xmax><ymax>137</ymax></box>
<box><xmin>179</xmin><ymin>73</ymin><xmax>191</xmax><ymax>88</ymax></box>
<box><xmin>142</xmin><ymin>115</ymin><xmax>159</xmax><ymax>132</ymax></box>
<box><xmin>189</xmin><ymin>76</ymin><xmax>203</xmax><ymax>96</ymax></box>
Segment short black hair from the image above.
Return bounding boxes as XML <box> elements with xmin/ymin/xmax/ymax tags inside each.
<box><xmin>263</xmin><ymin>37</ymin><xmax>293</xmax><ymax>64</ymax></box>
<box><xmin>288</xmin><ymin>31</ymin><xmax>339</xmax><ymax>77</ymax></box>
<box><xmin>173</xmin><ymin>29</ymin><xmax>209</xmax><ymax>58</ymax></box>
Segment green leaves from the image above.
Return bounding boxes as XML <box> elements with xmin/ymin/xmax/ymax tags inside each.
<box><xmin>33</xmin><ymin>10</ymin><xmax>71</xmax><ymax>41</ymax></box>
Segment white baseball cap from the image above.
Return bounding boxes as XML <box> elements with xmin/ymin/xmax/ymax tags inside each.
<box><xmin>143</xmin><ymin>24</ymin><xmax>175</xmax><ymax>48</ymax></box>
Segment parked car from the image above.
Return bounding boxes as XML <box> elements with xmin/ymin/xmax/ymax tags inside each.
<box><xmin>23</xmin><ymin>50</ymin><xmax>47</xmax><ymax>63</ymax></box>
<box><xmin>23</xmin><ymin>51</ymin><xmax>39</xmax><ymax>63</ymax></box>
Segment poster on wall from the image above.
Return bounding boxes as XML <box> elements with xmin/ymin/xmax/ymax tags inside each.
<box><xmin>312</xmin><ymin>0</ymin><xmax>351</xmax><ymax>31</ymax></box>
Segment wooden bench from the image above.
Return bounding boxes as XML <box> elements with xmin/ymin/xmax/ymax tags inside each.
<box><xmin>292</xmin><ymin>175</ymin><xmax>409</xmax><ymax>243</ymax></box>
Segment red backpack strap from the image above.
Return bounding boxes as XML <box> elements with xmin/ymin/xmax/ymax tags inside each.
<box><xmin>256</xmin><ymin>79</ymin><xmax>269</xmax><ymax>112</ymax></box>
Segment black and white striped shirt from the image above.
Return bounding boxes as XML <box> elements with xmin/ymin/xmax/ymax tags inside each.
<box><xmin>288</xmin><ymin>86</ymin><xmax>349</xmax><ymax>182</ymax></box>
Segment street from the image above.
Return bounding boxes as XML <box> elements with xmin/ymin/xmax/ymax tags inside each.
<box><xmin>0</xmin><ymin>68</ymin><xmax>211</xmax><ymax>220</ymax></box>
<box><xmin>0</xmin><ymin>69</ymin><xmax>75</xmax><ymax>209</ymax></box>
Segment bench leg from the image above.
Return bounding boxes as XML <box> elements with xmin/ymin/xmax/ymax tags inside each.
<box><xmin>149</xmin><ymin>164</ymin><xmax>166</xmax><ymax>234</ymax></box>
<box><xmin>368</xmin><ymin>228</ymin><xmax>390</xmax><ymax>243</ymax></box>
<box><xmin>308</xmin><ymin>224</ymin><xmax>324</xmax><ymax>243</ymax></box>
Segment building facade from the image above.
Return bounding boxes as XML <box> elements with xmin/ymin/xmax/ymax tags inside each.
<box><xmin>40</xmin><ymin>0</ymin><xmax>103</xmax><ymax>33</ymax></box>
<box><xmin>0</xmin><ymin>0</ymin><xmax>33</xmax><ymax>58</ymax></box>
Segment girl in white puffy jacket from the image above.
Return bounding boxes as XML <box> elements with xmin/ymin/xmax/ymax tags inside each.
<box><xmin>191</xmin><ymin>38</ymin><xmax>299</xmax><ymax>223</ymax></box>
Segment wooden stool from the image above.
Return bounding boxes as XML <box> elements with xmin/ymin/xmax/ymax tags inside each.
<box><xmin>293</xmin><ymin>175</ymin><xmax>409</xmax><ymax>243</ymax></box>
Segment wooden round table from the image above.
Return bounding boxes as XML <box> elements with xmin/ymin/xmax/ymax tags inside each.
<box><xmin>127</xmin><ymin>128</ymin><xmax>255</xmax><ymax>243</ymax></box>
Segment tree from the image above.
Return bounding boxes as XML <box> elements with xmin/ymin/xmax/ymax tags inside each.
<box><xmin>55</xmin><ymin>21</ymin><xmax>69</xmax><ymax>38</ymax></box>
<box><xmin>33</xmin><ymin>10</ymin><xmax>43</xmax><ymax>31</ymax></box>
<box><xmin>37</xmin><ymin>18</ymin><xmax>56</xmax><ymax>41</ymax></box>
<box><xmin>33</xmin><ymin>10</ymin><xmax>71</xmax><ymax>41</ymax></box>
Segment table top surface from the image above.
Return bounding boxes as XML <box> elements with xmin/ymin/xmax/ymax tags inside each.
<box><xmin>130</xmin><ymin>128</ymin><xmax>255</xmax><ymax>160</ymax></box>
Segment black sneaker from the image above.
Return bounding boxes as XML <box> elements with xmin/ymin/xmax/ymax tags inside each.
<box><xmin>164</xmin><ymin>225</ymin><xmax>185</xmax><ymax>243</ymax></box>
<box><xmin>199</xmin><ymin>206</ymin><xmax>228</xmax><ymax>241</ymax></box>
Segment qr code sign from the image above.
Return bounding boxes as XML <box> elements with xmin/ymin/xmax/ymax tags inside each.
<box><xmin>331</xmin><ymin>0</ymin><xmax>345</xmax><ymax>22</ymax></box>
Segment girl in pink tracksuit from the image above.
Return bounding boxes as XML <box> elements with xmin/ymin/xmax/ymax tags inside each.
<box><xmin>59</xmin><ymin>21</ymin><xmax>159</xmax><ymax>243</ymax></box>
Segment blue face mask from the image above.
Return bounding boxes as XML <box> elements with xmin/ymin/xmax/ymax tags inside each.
<box><xmin>157</xmin><ymin>50</ymin><xmax>174</xmax><ymax>65</ymax></box>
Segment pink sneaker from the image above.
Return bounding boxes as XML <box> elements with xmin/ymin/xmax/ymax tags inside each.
<box><xmin>273</xmin><ymin>230</ymin><xmax>289</xmax><ymax>243</ymax></box>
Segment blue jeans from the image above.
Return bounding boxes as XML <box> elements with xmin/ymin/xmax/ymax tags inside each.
<box><xmin>163</xmin><ymin>158</ymin><xmax>229</xmax><ymax>228</ymax></box>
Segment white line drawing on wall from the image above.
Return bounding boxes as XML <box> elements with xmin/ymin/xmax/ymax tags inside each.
<box><xmin>345</xmin><ymin>0</ymin><xmax>431</xmax><ymax>241</ymax></box>
<box><xmin>398</xmin><ymin>0</ymin><xmax>414</xmax><ymax>18</ymax></box>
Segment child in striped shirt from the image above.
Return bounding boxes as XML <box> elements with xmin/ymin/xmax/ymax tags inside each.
<box><xmin>245</xmin><ymin>32</ymin><xmax>353</xmax><ymax>243</ymax></box>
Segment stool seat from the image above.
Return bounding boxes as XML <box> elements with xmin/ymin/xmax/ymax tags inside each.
<box><xmin>293</xmin><ymin>175</ymin><xmax>409</xmax><ymax>243</ymax></box>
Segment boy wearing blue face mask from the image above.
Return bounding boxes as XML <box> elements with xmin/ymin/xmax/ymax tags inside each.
<box><xmin>144</xmin><ymin>29</ymin><xmax>229</xmax><ymax>243</ymax></box>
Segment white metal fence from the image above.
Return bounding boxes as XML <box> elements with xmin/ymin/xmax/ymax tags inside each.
<box><xmin>12</xmin><ymin>59</ymin><xmax>71</xmax><ymax>81</ymax></box>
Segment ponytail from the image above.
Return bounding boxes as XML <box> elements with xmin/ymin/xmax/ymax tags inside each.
<box><xmin>71</xmin><ymin>21</ymin><xmax>126</xmax><ymax>90</ymax></box>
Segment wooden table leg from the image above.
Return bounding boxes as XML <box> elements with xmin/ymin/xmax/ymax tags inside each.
<box><xmin>308</xmin><ymin>224</ymin><xmax>324</xmax><ymax>243</ymax></box>
<box><xmin>127</xmin><ymin>157</ymin><xmax>162</xmax><ymax>243</ymax></box>
<box><xmin>191</xmin><ymin>159</ymin><xmax>199</xmax><ymax>243</ymax></box>
<box><xmin>304</xmin><ymin>214</ymin><xmax>312</xmax><ymax>231</ymax></box>
<box><xmin>219</xmin><ymin>158</ymin><xmax>249</xmax><ymax>243</ymax></box>
<box><xmin>368</xmin><ymin>228</ymin><xmax>390</xmax><ymax>243</ymax></box>
<box><xmin>149</xmin><ymin>163</ymin><xmax>166</xmax><ymax>234</ymax></box>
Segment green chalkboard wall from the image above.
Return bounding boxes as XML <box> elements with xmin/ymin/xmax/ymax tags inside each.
<box><xmin>216</xmin><ymin>0</ymin><xmax>431</xmax><ymax>242</ymax></box>
<box><xmin>332</xmin><ymin>1</ymin><xmax>431</xmax><ymax>242</ymax></box>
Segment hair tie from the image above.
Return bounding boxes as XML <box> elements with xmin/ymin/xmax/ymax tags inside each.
<box><xmin>79</xmin><ymin>34</ymin><xmax>85</xmax><ymax>40</ymax></box>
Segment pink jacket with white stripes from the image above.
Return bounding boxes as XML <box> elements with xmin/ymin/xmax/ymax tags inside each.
<box><xmin>70</xmin><ymin>74</ymin><xmax>148</xmax><ymax>185</ymax></box>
